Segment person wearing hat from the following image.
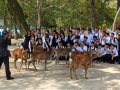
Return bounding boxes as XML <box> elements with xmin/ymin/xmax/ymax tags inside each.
<box><xmin>0</xmin><ymin>31</ymin><xmax>14</xmax><ymax>80</ymax></box>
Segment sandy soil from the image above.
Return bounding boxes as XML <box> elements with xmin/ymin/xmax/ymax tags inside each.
<box><xmin>0</xmin><ymin>60</ymin><xmax>120</xmax><ymax>90</ymax></box>
<box><xmin>0</xmin><ymin>39</ymin><xmax>120</xmax><ymax>90</ymax></box>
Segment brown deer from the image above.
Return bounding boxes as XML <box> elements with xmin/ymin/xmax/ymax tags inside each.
<box><xmin>28</xmin><ymin>47</ymin><xmax>55</xmax><ymax>71</ymax></box>
<box><xmin>69</xmin><ymin>50</ymin><xmax>99</xmax><ymax>79</ymax></box>
<box><xmin>11</xmin><ymin>48</ymin><xmax>28</xmax><ymax>70</ymax></box>
<box><xmin>54</xmin><ymin>48</ymin><xmax>71</xmax><ymax>65</ymax></box>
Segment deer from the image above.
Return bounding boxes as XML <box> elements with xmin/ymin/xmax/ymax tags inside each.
<box><xmin>69</xmin><ymin>50</ymin><xmax>100</xmax><ymax>80</ymax></box>
<box><xmin>28</xmin><ymin>47</ymin><xmax>55</xmax><ymax>71</ymax></box>
<box><xmin>11</xmin><ymin>48</ymin><xmax>28</xmax><ymax>70</ymax></box>
<box><xmin>54</xmin><ymin>48</ymin><xmax>71</xmax><ymax>65</ymax></box>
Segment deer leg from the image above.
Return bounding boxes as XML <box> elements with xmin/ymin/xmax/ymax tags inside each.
<box><xmin>25</xmin><ymin>60</ymin><xmax>28</xmax><ymax>71</ymax></box>
<box><xmin>55</xmin><ymin>56</ymin><xmax>59</xmax><ymax>65</ymax></box>
<box><xmin>70</xmin><ymin>67</ymin><xmax>73</xmax><ymax>79</ymax></box>
<box><xmin>45</xmin><ymin>60</ymin><xmax>48</xmax><ymax>71</ymax></box>
<box><xmin>28</xmin><ymin>61</ymin><xmax>32</xmax><ymax>70</ymax></box>
<box><xmin>73</xmin><ymin>68</ymin><xmax>78</xmax><ymax>80</ymax></box>
<box><xmin>67</xmin><ymin>61</ymin><xmax>70</xmax><ymax>68</ymax></box>
<box><xmin>32</xmin><ymin>62</ymin><xmax>37</xmax><ymax>71</ymax></box>
<box><xmin>57</xmin><ymin>56</ymin><xmax>60</xmax><ymax>64</ymax></box>
<box><xmin>19</xmin><ymin>59</ymin><xmax>23</xmax><ymax>72</ymax></box>
<box><xmin>65</xmin><ymin>56</ymin><xmax>68</xmax><ymax>64</ymax></box>
<box><xmin>85</xmin><ymin>67</ymin><xmax>88</xmax><ymax>79</ymax></box>
<box><xmin>14</xmin><ymin>58</ymin><xmax>18</xmax><ymax>69</ymax></box>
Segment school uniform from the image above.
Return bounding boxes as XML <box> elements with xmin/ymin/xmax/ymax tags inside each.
<box><xmin>105</xmin><ymin>36</ymin><xmax>111</xmax><ymax>44</ymax></box>
<box><xmin>88</xmin><ymin>46</ymin><xmax>96</xmax><ymax>50</ymax></box>
<box><xmin>93</xmin><ymin>47</ymin><xmax>106</xmax><ymax>62</ymax></box>
<box><xmin>80</xmin><ymin>45</ymin><xmax>88</xmax><ymax>52</ymax></box>
<box><xmin>100</xmin><ymin>37</ymin><xmax>106</xmax><ymax>46</ymax></box>
<box><xmin>72</xmin><ymin>46</ymin><xmax>82</xmax><ymax>52</ymax></box>
<box><xmin>102</xmin><ymin>48</ymin><xmax>112</xmax><ymax>63</ymax></box>
<box><xmin>86</xmin><ymin>34</ymin><xmax>93</xmax><ymax>44</ymax></box>
<box><xmin>110</xmin><ymin>38</ymin><xmax>119</xmax><ymax>51</ymax></box>
<box><xmin>28</xmin><ymin>40</ymin><xmax>36</xmax><ymax>53</ymax></box>
<box><xmin>80</xmin><ymin>34</ymin><xmax>84</xmax><ymax>42</ymax></box>
<box><xmin>56</xmin><ymin>45</ymin><xmax>65</xmax><ymax>49</ymax></box>
<box><xmin>110</xmin><ymin>48</ymin><xmax>119</xmax><ymax>64</ymax></box>
<box><xmin>42</xmin><ymin>36</ymin><xmax>51</xmax><ymax>50</ymax></box>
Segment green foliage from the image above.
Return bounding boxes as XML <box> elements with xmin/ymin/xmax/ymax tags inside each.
<box><xmin>0</xmin><ymin>0</ymin><xmax>118</xmax><ymax>29</ymax></box>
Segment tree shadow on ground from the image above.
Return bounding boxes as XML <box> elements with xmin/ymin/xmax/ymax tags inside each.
<box><xmin>0</xmin><ymin>61</ymin><xmax>120</xmax><ymax>90</ymax></box>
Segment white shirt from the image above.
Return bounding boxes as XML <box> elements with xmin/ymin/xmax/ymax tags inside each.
<box><xmin>97</xmin><ymin>48</ymin><xmax>106</xmax><ymax>56</ymax></box>
<box><xmin>105</xmin><ymin>36</ymin><xmax>110</xmax><ymax>44</ymax></box>
<box><xmin>81</xmin><ymin>45</ymin><xmax>88</xmax><ymax>51</ymax></box>
<box><xmin>72</xmin><ymin>46</ymin><xmax>81</xmax><ymax>52</ymax></box>
<box><xmin>86</xmin><ymin>34</ymin><xmax>93</xmax><ymax>44</ymax></box>
<box><xmin>110</xmin><ymin>48</ymin><xmax>118</xmax><ymax>57</ymax></box>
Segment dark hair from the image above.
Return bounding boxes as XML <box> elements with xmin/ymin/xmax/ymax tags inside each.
<box><xmin>106</xmin><ymin>33</ymin><xmax>109</xmax><ymax>35</ymax></box>
<box><xmin>74</xmin><ymin>41</ymin><xmax>79</xmax><ymax>44</ymax></box>
<box><xmin>91</xmin><ymin>42</ymin><xmax>95</xmax><ymax>44</ymax></box>
<box><xmin>93</xmin><ymin>36</ymin><xmax>97</xmax><ymax>39</ymax></box>
<box><xmin>3</xmin><ymin>31</ymin><xmax>9</xmax><ymax>35</ymax></box>
<box><xmin>98</xmin><ymin>44</ymin><xmax>102</xmax><ymax>46</ymax></box>
<box><xmin>84</xmin><ymin>36</ymin><xmax>88</xmax><ymax>39</ymax></box>
<box><xmin>111</xmin><ymin>33</ymin><xmax>114</xmax><ymax>36</ymax></box>
<box><xmin>75</xmin><ymin>36</ymin><xmax>80</xmax><ymax>39</ymax></box>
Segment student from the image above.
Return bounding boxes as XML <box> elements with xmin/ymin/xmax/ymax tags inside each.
<box><xmin>72</xmin><ymin>42</ymin><xmax>81</xmax><ymax>51</ymax></box>
<box><xmin>103</xmin><ymin>43</ymin><xmax>112</xmax><ymax>63</ymax></box>
<box><xmin>36</xmin><ymin>33</ymin><xmax>42</xmax><ymax>46</ymax></box>
<box><xmin>83</xmin><ymin>36</ymin><xmax>89</xmax><ymax>47</ymax></box>
<box><xmin>89</xmin><ymin>42</ymin><xmax>96</xmax><ymax>50</ymax></box>
<box><xmin>110</xmin><ymin>44</ymin><xmax>119</xmax><ymax>64</ymax></box>
<box><xmin>93</xmin><ymin>36</ymin><xmax>99</xmax><ymax>48</ymax></box>
<box><xmin>105</xmin><ymin>33</ymin><xmax>110</xmax><ymax>45</ymax></box>
<box><xmin>96</xmin><ymin>44</ymin><xmax>106</xmax><ymax>62</ymax></box>
<box><xmin>22</xmin><ymin>31</ymin><xmax>31</xmax><ymax>50</ymax></box>
<box><xmin>56</xmin><ymin>41</ymin><xmax>65</xmax><ymax>49</ymax></box>
<box><xmin>110</xmin><ymin>33</ymin><xmax>119</xmax><ymax>51</ymax></box>
<box><xmin>93</xmin><ymin>28</ymin><xmax>100</xmax><ymax>39</ymax></box>
<box><xmin>80</xmin><ymin>41</ymin><xmax>88</xmax><ymax>51</ymax></box>
<box><xmin>100</xmin><ymin>31</ymin><xmax>106</xmax><ymax>46</ymax></box>
<box><xmin>73</xmin><ymin>35</ymin><xmax>80</xmax><ymax>45</ymax></box>
<box><xmin>66</xmin><ymin>42</ymin><xmax>72</xmax><ymax>49</ymax></box>
<box><xmin>28</xmin><ymin>36</ymin><xmax>36</xmax><ymax>53</ymax></box>
<box><xmin>86</xmin><ymin>29</ymin><xmax>93</xmax><ymax>44</ymax></box>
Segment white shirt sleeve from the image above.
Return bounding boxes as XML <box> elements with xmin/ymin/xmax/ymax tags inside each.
<box><xmin>28</xmin><ymin>41</ymin><xmax>31</xmax><ymax>52</ymax></box>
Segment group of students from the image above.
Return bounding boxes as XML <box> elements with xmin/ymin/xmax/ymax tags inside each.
<box><xmin>22</xmin><ymin>28</ymin><xmax>120</xmax><ymax>64</ymax></box>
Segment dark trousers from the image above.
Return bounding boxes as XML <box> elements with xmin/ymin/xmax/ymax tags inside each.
<box><xmin>0</xmin><ymin>57</ymin><xmax>11</xmax><ymax>78</ymax></box>
<box><xmin>99</xmin><ymin>54</ymin><xmax>112</xmax><ymax>63</ymax></box>
<box><xmin>110</xmin><ymin>56</ymin><xmax>119</xmax><ymax>64</ymax></box>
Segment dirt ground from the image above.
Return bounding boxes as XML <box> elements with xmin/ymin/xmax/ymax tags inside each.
<box><xmin>0</xmin><ymin>39</ymin><xmax>120</xmax><ymax>90</ymax></box>
<box><xmin>0</xmin><ymin>60</ymin><xmax>120</xmax><ymax>90</ymax></box>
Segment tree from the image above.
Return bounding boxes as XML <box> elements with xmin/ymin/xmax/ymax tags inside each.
<box><xmin>7</xmin><ymin>0</ymin><xmax>29</xmax><ymax>32</ymax></box>
<box><xmin>117</xmin><ymin>0</ymin><xmax>120</xmax><ymax>10</ymax></box>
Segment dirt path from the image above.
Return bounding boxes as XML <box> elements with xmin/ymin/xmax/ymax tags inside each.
<box><xmin>0</xmin><ymin>39</ymin><xmax>120</xmax><ymax>90</ymax></box>
<box><xmin>0</xmin><ymin>61</ymin><xmax>120</xmax><ymax>90</ymax></box>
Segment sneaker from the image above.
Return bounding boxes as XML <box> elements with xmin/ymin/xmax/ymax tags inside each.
<box><xmin>7</xmin><ymin>77</ymin><xmax>14</xmax><ymax>80</ymax></box>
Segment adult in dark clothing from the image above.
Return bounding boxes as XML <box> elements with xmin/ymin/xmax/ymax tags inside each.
<box><xmin>117</xmin><ymin>34</ymin><xmax>120</xmax><ymax>64</ymax></box>
<box><xmin>22</xmin><ymin>31</ymin><xmax>31</xmax><ymax>50</ymax></box>
<box><xmin>0</xmin><ymin>31</ymin><xmax>14</xmax><ymax>80</ymax></box>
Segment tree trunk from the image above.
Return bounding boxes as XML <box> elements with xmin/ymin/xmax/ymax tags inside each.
<box><xmin>14</xmin><ymin>24</ymin><xmax>18</xmax><ymax>40</ymax></box>
<box><xmin>37</xmin><ymin>0</ymin><xmax>42</xmax><ymax>29</ymax></box>
<box><xmin>4</xmin><ymin>0</ymin><xmax>8</xmax><ymax>30</ymax></box>
<box><xmin>117</xmin><ymin>0</ymin><xmax>120</xmax><ymax>10</ymax></box>
<box><xmin>89</xmin><ymin>0</ymin><xmax>96</xmax><ymax>29</ymax></box>
<box><xmin>7</xmin><ymin>0</ymin><xmax>29</xmax><ymax>33</ymax></box>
